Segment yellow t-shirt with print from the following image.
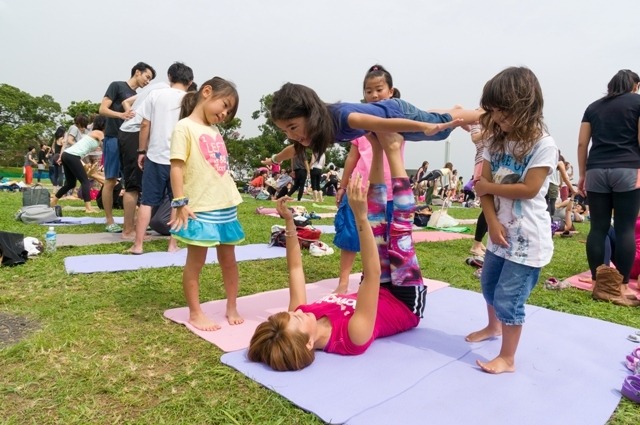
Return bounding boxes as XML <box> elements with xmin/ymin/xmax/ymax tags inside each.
<box><xmin>170</xmin><ymin>118</ymin><xmax>242</xmax><ymax>213</ymax></box>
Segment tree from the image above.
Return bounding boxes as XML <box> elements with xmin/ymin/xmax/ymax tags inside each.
<box><xmin>0</xmin><ymin>84</ymin><xmax>62</xmax><ymax>166</ymax></box>
<box><xmin>64</xmin><ymin>100</ymin><xmax>100</xmax><ymax>126</ymax></box>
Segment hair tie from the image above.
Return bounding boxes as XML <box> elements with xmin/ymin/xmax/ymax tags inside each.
<box><xmin>372</xmin><ymin>66</ymin><xmax>379</xmax><ymax>71</ymax></box>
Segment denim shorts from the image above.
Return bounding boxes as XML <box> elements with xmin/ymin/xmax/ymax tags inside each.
<box><xmin>140</xmin><ymin>158</ymin><xmax>172</xmax><ymax>207</ymax></box>
<box><xmin>102</xmin><ymin>136</ymin><xmax>121</xmax><ymax>180</ymax></box>
<box><xmin>392</xmin><ymin>98</ymin><xmax>453</xmax><ymax>142</ymax></box>
<box><xmin>333</xmin><ymin>194</ymin><xmax>393</xmax><ymax>252</ymax></box>
<box><xmin>480</xmin><ymin>250</ymin><xmax>541</xmax><ymax>325</ymax></box>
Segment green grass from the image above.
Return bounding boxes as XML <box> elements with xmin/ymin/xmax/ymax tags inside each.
<box><xmin>1</xmin><ymin>189</ymin><xmax>639</xmax><ymax>424</ymax></box>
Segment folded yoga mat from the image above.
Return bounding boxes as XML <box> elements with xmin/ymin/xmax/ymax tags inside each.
<box><xmin>426</xmin><ymin>225</ymin><xmax>471</xmax><ymax>233</ymax></box>
<box><xmin>164</xmin><ymin>274</ymin><xmax>449</xmax><ymax>352</ymax></box>
<box><xmin>412</xmin><ymin>231</ymin><xmax>473</xmax><ymax>243</ymax></box>
<box><xmin>57</xmin><ymin>232</ymin><xmax>166</xmax><ymax>247</ymax></box>
<box><xmin>222</xmin><ymin>287</ymin><xmax>636</xmax><ymax>425</ymax></box>
<box><xmin>563</xmin><ymin>270</ymin><xmax>640</xmax><ymax>296</ymax></box>
<box><xmin>44</xmin><ymin>216</ymin><xmax>124</xmax><ymax>226</ymax></box>
<box><xmin>64</xmin><ymin>243</ymin><xmax>286</xmax><ymax>274</ymax></box>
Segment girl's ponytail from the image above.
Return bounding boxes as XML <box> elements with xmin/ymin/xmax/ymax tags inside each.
<box><xmin>180</xmin><ymin>92</ymin><xmax>198</xmax><ymax>119</ymax></box>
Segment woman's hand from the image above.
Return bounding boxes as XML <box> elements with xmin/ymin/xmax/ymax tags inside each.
<box><xmin>275</xmin><ymin>196</ymin><xmax>294</xmax><ymax>220</ymax></box>
<box><xmin>577</xmin><ymin>175</ymin><xmax>586</xmax><ymax>197</ymax></box>
<box><xmin>169</xmin><ymin>205</ymin><xmax>196</xmax><ymax>231</ymax></box>
<box><xmin>346</xmin><ymin>173</ymin><xmax>368</xmax><ymax>219</ymax></box>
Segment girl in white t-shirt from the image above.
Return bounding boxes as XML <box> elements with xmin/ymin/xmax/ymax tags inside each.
<box><xmin>465</xmin><ymin>67</ymin><xmax>558</xmax><ymax>374</ymax></box>
<box><xmin>169</xmin><ymin>77</ymin><xmax>245</xmax><ymax>332</ymax></box>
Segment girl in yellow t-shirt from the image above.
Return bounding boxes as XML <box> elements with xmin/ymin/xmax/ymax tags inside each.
<box><xmin>169</xmin><ymin>77</ymin><xmax>244</xmax><ymax>332</ymax></box>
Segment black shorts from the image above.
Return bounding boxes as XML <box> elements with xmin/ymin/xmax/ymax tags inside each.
<box><xmin>118</xmin><ymin>130</ymin><xmax>142</xmax><ymax>193</ymax></box>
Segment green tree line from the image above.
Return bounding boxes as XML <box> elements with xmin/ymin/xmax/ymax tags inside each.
<box><xmin>0</xmin><ymin>84</ymin><xmax>345</xmax><ymax>172</ymax></box>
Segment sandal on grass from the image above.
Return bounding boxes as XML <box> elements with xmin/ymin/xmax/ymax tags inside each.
<box><xmin>621</xmin><ymin>375</ymin><xmax>640</xmax><ymax>404</ymax></box>
<box><xmin>544</xmin><ymin>277</ymin><xmax>570</xmax><ymax>290</ymax></box>
<box><xmin>105</xmin><ymin>223</ymin><xmax>122</xmax><ymax>233</ymax></box>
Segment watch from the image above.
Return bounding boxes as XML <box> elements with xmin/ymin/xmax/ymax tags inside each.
<box><xmin>137</xmin><ymin>149</ymin><xmax>146</xmax><ymax>154</ymax></box>
<box><xmin>171</xmin><ymin>197</ymin><xmax>189</xmax><ymax>208</ymax></box>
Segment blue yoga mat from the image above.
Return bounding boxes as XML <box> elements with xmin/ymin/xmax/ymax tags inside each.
<box><xmin>44</xmin><ymin>217</ymin><xmax>125</xmax><ymax>226</ymax></box>
<box><xmin>221</xmin><ymin>287</ymin><xmax>636</xmax><ymax>425</ymax></box>
<box><xmin>64</xmin><ymin>243</ymin><xmax>286</xmax><ymax>274</ymax></box>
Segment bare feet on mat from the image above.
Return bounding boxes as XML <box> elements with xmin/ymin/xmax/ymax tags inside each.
<box><xmin>477</xmin><ymin>356</ymin><xmax>515</xmax><ymax>374</ymax></box>
<box><xmin>167</xmin><ymin>238</ymin><xmax>180</xmax><ymax>253</ymax></box>
<box><xmin>121</xmin><ymin>232</ymin><xmax>136</xmax><ymax>241</ymax></box>
<box><xmin>226</xmin><ymin>306</ymin><xmax>244</xmax><ymax>325</ymax></box>
<box><xmin>189</xmin><ymin>312</ymin><xmax>221</xmax><ymax>331</ymax></box>
<box><xmin>333</xmin><ymin>283</ymin><xmax>349</xmax><ymax>295</ymax></box>
<box><xmin>465</xmin><ymin>325</ymin><xmax>502</xmax><ymax>342</ymax></box>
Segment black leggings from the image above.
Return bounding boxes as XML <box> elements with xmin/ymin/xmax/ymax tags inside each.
<box><xmin>288</xmin><ymin>168</ymin><xmax>307</xmax><ymax>201</ymax></box>
<box><xmin>586</xmin><ymin>190</ymin><xmax>640</xmax><ymax>282</ymax></box>
<box><xmin>463</xmin><ymin>189</ymin><xmax>475</xmax><ymax>203</ymax></box>
<box><xmin>474</xmin><ymin>211</ymin><xmax>487</xmax><ymax>243</ymax></box>
<box><xmin>310</xmin><ymin>168</ymin><xmax>323</xmax><ymax>191</ymax></box>
<box><xmin>56</xmin><ymin>152</ymin><xmax>91</xmax><ymax>202</ymax></box>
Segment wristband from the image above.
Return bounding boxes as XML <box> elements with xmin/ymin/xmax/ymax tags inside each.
<box><xmin>271</xmin><ymin>154</ymin><xmax>281</xmax><ymax>165</ymax></box>
<box><xmin>137</xmin><ymin>149</ymin><xmax>146</xmax><ymax>154</ymax></box>
<box><xmin>171</xmin><ymin>197</ymin><xmax>189</xmax><ymax>208</ymax></box>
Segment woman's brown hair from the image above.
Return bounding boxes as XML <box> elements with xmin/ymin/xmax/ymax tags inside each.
<box><xmin>247</xmin><ymin>311</ymin><xmax>315</xmax><ymax>371</ymax></box>
<box><xmin>480</xmin><ymin>67</ymin><xmax>546</xmax><ymax>164</ymax></box>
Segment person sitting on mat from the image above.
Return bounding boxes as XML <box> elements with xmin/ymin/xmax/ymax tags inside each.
<box><xmin>248</xmin><ymin>132</ymin><xmax>426</xmax><ymax>371</ymax></box>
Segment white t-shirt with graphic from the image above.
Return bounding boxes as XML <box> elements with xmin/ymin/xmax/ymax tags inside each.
<box><xmin>483</xmin><ymin>135</ymin><xmax>558</xmax><ymax>268</ymax></box>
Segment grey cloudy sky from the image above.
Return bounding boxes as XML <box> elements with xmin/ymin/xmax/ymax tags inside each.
<box><xmin>1</xmin><ymin>0</ymin><xmax>638</xmax><ymax>176</ymax></box>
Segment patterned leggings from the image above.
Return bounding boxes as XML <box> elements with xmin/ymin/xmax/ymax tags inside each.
<box><xmin>368</xmin><ymin>177</ymin><xmax>426</xmax><ymax>316</ymax></box>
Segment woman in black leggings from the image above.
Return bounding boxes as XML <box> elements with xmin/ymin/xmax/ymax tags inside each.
<box><xmin>578</xmin><ymin>69</ymin><xmax>640</xmax><ymax>297</ymax></box>
<box><xmin>287</xmin><ymin>153</ymin><xmax>309</xmax><ymax>201</ymax></box>
<box><xmin>51</xmin><ymin>116</ymin><xmax>106</xmax><ymax>213</ymax></box>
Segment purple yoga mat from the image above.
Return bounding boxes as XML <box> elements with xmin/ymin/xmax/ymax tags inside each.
<box><xmin>44</xmin><ymin>216</ymin><xmax>125</xmax><ymax>226</ymax></box>
<box><xmin>222</xmin><ymin>287</ymin><xmax>635</xmax><ymax>425</ymax></box>
<box><xmin>64</xmin><ymin>244</ymin><xmax>286</xmax><ymax>274</ymax></box>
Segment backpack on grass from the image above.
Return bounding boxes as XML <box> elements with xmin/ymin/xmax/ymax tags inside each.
<box><xmin>15</xmin><ymin>205</ymin><xmax>61</xmax><ymax>224</ymax></box>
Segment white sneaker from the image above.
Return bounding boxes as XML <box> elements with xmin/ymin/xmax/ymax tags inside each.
<box><xmin>309</xmin><ymin>241</ymin><xmax>334</xmax><ymax>257</ymax></box>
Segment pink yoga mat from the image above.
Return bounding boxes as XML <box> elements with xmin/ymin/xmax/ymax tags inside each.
<box><xmin>412</xmin><ymin>231</ymin><xmax>473</xmax><ymax>243</ymax></box>
<box><xmin>163</xmin><ymin>274</ymin><xmax>450</xmax><ymax>352</ymax></box>
<box><xmin>564</xmin><ymin>270</ymin><xmax>640</xmax><ymax>296</ymax></box>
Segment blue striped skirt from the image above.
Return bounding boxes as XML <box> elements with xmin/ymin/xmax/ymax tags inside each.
<box><xmin>171</xmin><ymin>206</ymin><xmax>245</xmax><ymax>247</ymax></box>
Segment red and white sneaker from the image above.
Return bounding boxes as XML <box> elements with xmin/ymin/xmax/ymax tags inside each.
<box><xmin>309</xmin><ymin>241</ymin><xmax>334</xmax><ymax>257</ymax></box>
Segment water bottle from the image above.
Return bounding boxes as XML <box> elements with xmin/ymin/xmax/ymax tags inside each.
<box><xmin>45</xmin><ymin>226</ymin><xmax>57</xmax><ymax>253</ymax></box>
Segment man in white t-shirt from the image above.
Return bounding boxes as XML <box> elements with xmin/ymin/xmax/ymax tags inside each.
<box><xmin>118</xmin><ymin>80</ymin><xmax>170</xmax><ymax>239</ymax></box>
<box><xmin>128</xmin><ymin>62</ymin><xmax>193</xmax><ymax>254</ymax></box>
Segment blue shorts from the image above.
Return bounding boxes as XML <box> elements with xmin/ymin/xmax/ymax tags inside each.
<box><xmin>140</xmin><ymin>159</ymin><xmax>172</xmax><ymax>207</ymax></box>
<box><xmin>392</xmin><ymin>98</ymin><xmax>453</xmax><ymax>142</ymax></box>
<box><xmin>102</xmin><ymin>136</ymin><xmax>121</xmax><ymax>180</ymax></box>
<box><xmin>480</xmin><ymin>250</ymin><xmax>541</xmax><ymax>325</ymax></box>
<box><xmin>333</xmin><ymin>194</ymin><xmax>393</xmax><ymax>252</ymax></box>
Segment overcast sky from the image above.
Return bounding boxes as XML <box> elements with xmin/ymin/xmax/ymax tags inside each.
<box><xmin>1</xmin><ymin>0</ymin><xmax>638</xmax><ymax>176</ymax></box>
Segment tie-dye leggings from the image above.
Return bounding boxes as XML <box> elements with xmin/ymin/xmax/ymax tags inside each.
<box><xmin>368</xmin><ymin>177</ymin><xmax>426</xmax><ymax>317</ymax></box>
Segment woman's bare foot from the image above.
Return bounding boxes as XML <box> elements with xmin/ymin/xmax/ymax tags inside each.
<box><xmin>465</xmin><ymin>325</ymin><xmax>502</xmax><ymax>342</ymax></box>
<box><xmin>189</xmin><ymin>312</ymin><xmax>221</xmax><ymax>331</ymax></box>
<box><xmin>333</xmin><ymin>283</ymin><xmax>349</xmax><ymax>295</ymax></box>
<box><xmin>226</xmin><ymin>306</ymin><xmax>244</xmax><ymax>325</ymax></box>
<box><xmin>127</xmin><ymin>246</ymin><xmax>143</xmax><ymax>255</ymax></box>
<box><xmin>121</xmin><ymin>232</ymin><xmax>136</xmax><ymax>241</ymax></box>
<box><xmin>477</xmin><ymin>356</ymin><xmax>515</xmax><ymax>374</ymax></box>
<box><xmin>85</xmin><ymin>209</ymin><xmax>100</xmax><ymax>214</ymax></box>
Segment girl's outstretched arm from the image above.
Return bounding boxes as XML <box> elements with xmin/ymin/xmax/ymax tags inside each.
<box><xmin>347</xmin><ymin>113</ymin><xmax>463</xmax><ymax>137</ymax></box>
<box><xmin>275</xmin><ymin>197</ymin><xmax>307</xmax><ymax>311</ymax></box>
<box><xmin>263</xmin><ymin>145</ymin><xmax>296</xmax><ymax>166</ymax></box>
<box><xmin>347</xmin><ymin>175</ymin><xmax>381</xmax><ymax>346</ymax></box>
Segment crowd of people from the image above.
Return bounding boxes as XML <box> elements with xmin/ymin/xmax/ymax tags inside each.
<box><xmin>22</xmin><ymin>62</ymin><xmax>640</xmax><ymax>375</ymax></box>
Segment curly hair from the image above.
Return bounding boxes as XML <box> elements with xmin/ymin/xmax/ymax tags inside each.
<box><xmin>479</xmin><ymin>67</ymin><xmax>546</xmax><ymax>164</ymax></box>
